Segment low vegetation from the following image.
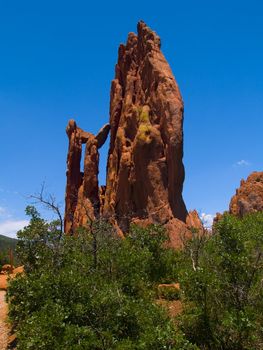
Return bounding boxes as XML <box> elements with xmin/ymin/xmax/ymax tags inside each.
<box><xmin>7</xmin><ymin>207</ymin><xmax>263</xmax><ymax>349</ymax></box>
<box><xmin>7</xmin><ymin>206</ymin><xmax>196</xmax><ymax>350</ymax></box>
<box><xmin>178</xmin><ymin>213</ymin><xmax>263</xmax><ymax>350</ymax></box>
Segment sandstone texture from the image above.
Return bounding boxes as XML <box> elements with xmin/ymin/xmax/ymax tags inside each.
<box><xmin>64</xmin><ymin>120</ymin><xmax>110</xmax><ymax>234</ymax></box>
<box><xmin>64</xmin><ymin>22</ymin><xmax>202</xmax><ymax>245</ymax></box>
<box><xmin>229</xmin><ymin>172</ymin><xmax>263</xmax><ymax>216</ymax></box>
<box><xmin>104</xmin><ymin>21</ymin><xmax>187</xmax><ymax>229</ymax></box>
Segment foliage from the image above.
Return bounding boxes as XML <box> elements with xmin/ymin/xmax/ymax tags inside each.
<box><xmin>8</xmin><ymin>206</ymin><xmax>197</xmax><ymax>350</ymax></box>
<box><xmin>15</xmin><ymin>206</ymin><xmax>61</xmax><ymax>273</ymax></box>
<box><xmin>10</xmin><ymin>207</ymin><xmax>263</xmax><ymax>349</ymax></box>
<box><xmin>178</xmin><ymin>212</ymin><xmax>263</xmax><ymax>350</ymax></box>
<box><xmin>136</xmin><ymin>105</ymin><xmax>153</xmax><ymax>144</ymax></box>
<box><xmin>136</xmin><ymin>105</ymin><xmax>150</xmax><ymax>124</ymax></box>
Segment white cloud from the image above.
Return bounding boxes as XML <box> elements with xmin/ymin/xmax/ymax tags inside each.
<box><xmin>234</xmin><ymin>160</ymin><xmax>250</xmax><ymax>167</ymax></box>
<box><xmin>0</xmin><ymin>220</ymin><xmax>29</xmax><ymax>239</ymax></box>
<box><xmin>200</xmin><ymin>213</ymin><xmax>215</xmax><ymax>228</ymax></box>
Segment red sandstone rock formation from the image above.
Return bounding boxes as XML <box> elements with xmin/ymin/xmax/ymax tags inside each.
<box><xmin>213</xmin><ymin>172</ymin><xmax>263</xmax><ymax>229</ymax></box>
<box><xmin>103</xmin><ymin>21</ymin><xmax>187</xmax><ymax>234</ymax></box>
<box><xmin>229</xmin><ymin>172</ymin><xmax>263</xmax><ymax>216</ymax></box>
<box><xmin>64</xmin><ymin>22</ymin><xmax>202</xmax><ymax>246</ymax></box>
<box><xmin>186</xmin><ymin>210</ymin><xmax>203</xmax><ymax>228</ymax></box>
<box><xmin>64</xmin><ymin>120</ymin><xmax>110</xmax><ymax>234</ymax></box>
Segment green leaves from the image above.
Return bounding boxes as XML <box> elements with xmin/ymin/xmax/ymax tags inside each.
<box><xmin>178</xmin><ymin>212</ymin><xmax>263</xmax><ymax>350</ymax></box>
<box><xmin>8</xmin><ymin>211</ymin><xmax>195</xmax><ymax>349</ymax></box>
<box><xmin>10</xmin><ymin>208</ymin><xmax>263</xmax><ymax>349</ymax></box>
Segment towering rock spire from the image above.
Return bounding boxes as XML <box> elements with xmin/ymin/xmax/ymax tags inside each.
<box><xmin>103</xmin><ymin>21</ymin><xmax>187</xmax><ymax>230</ymax></box>
<box><xmin>64</xmin><ymin>22</ymin><xmax>201</xmax><ymax>246</ymax></box>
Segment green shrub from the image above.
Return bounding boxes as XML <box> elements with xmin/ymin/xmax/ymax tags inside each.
<box><xmin>8</xmin><ymin>207</ymin><xmax>197</xmax><ymax>350</ymax></box>
<box><xmin>178</xmin><ymin>212</ymin><xmax>263</xmax><ymax>350</ymax></box>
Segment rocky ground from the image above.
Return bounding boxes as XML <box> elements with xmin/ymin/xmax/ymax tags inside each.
<box><xmin>0</xmin><ymin>267</ymin><xmax>23</xmax><ymax>350</ymax></box>
<box><xmin>0</xmin><ymin>290</ymin><xmax>9</xmax><ymax>350</ymax></box>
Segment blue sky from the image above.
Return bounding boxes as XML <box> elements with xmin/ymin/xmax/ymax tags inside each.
<box><xmin>0</xmin><ymin>0</ymin><xmax>262</xmax><ymax>237</ymax></box>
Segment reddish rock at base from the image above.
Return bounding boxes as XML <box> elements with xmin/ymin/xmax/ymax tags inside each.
<box><xmin>0</xmin><ymin>265</ymin><xmax>13</xmax><ymax>274</ymax></box>
<box><xmin>158</xmin><ymin>283</ymin><xmax>180</xmax><ymax>291</ymax></box>
<box><xmin>0</xmin><ymin>266</ymin><xmax>24</xmax><ymax>290</ymax></box>
<box><xmin>131</xmin><ymin>211</ymin><xmax>203</xmax><ymax>249</ymax></box>
<box><xmin>229</xmin><ymin>172</ymin><xmax>263</xmax><ymax>217</ymax></box>
<box><xmin>165</xmin><ymin>218</ymin><xmax>193</xmax><ymax>249</ymax></box>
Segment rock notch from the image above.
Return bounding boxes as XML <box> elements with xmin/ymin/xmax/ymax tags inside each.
<box><xmin>64</xmin><ymin>21</ymin><xmax>202</xmax><ymax>245</ymax></box>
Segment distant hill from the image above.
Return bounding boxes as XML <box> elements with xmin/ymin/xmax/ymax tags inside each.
<box><xmin>0</xmin><ymin>234</ymin><xmax>17</xmax><ymax>251</ymax></box>
<box><xmin>0</xmin><ymin>234</ymin><xmax>17</xmax><ymax>267</ymax></box>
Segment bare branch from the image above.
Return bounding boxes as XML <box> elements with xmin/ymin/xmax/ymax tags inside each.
<box><xmin>30</xmin><ymin>182</ymin><xmax>63</xmax><ymax>238</ymax></box>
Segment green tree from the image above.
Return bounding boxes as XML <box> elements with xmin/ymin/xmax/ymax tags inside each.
<box><xmin>8</xmin><ymin>207</ymin><xmax>197</xmax><ymax>350</ymax></box>
<box><xmin>178</xmin><ymin>213</ymin><xmax>263</xmax><ymax>350</ymax></box>
<box><xmin>16</xmin><ymin>206</ymin><xmax>62</xmax><ymax>272</ymax></box>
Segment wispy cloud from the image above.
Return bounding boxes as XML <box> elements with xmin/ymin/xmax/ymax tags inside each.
<box><xmin>0</xmin><ymin>188</ymin><xmax>20</xmax><ymax>195</ymax></box>
<box><xmin>200</xmin><ymin>213</ymin><xmax>215</xmax><ymax>228</ymax></box>
<box><xmin>0</xmin><ymin>206</ymin><xmax>6</xmax><ymax>215</ymax></box>
<box><xmin>233</xmin><ymin>160</ymin><xmax>250</xmax><ymax>167</ymax></box>
<box><xmin>0</xmin><ymin>220</ymin><xmax>29</xmax><ymax>239</ymax></box>
<box><xmin>0</xmin><ymin>206</ymin><xmax>13</xmax><ymax>219</ymax></box>
<box><xmin>0</xmin><ymin>202</ymin><xmax>30</xmax><ymax>238</ymax></box>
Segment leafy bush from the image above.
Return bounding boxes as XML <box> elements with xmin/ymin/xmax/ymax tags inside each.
<box><xmin>8</xmin><ymin>206</ymin><xmax>197</xmax><ymax>350</ymax></box>
<box><xmin>178</xmin><ymin>212</ymin><xmax>263</xmax><ymax>350</ymax></box>
<box><xmin>9</xmin><ymin>207</ymin><xmax>263</xmax><ymax>349</ymax></box>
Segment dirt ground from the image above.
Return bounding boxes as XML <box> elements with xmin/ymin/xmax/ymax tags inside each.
<box><xmin>0</xmin><ymin>290</ymin><xmax>9</xmax><ymax>350</ymax></box>
<box><xmin>0</xmin><ymin>275</ymin><xmax>8</xmax><ymax>290</ymax></box>
<box><xmin>0</xmin><ymin>268</ymin><xmax>23</xmax><ymax>350</ymax></box>
<box><xmin>157</xmin><ymin>299</ymin><xmax>183</xmax><ymax>319</ymax></box>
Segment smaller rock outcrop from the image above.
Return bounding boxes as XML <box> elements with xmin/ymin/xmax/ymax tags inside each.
<box><xmin>165</xmin><ymin>211</ymin><xmax>204</xmax><ymax>249</ymax></box>
<box><xmin>229</xmin><ymin>172</ymin><xmax>263</xmax><ymax>216</ymax></box>
<box><xmin>186</xmin><ymin>210</ymin><xmax>203</xmax><ymax>229</ymax></box>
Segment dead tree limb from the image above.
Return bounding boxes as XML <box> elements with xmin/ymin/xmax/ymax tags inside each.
<box><xmin>30</xmin><ymin>182</ymin><xmax>63</xmax><ymax>238</ymax></box>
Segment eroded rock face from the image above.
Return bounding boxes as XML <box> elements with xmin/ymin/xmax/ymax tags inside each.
<box><xmin>64</xmin><ymin>120</ymin><xmax>90</xmax><ymax>234</ymax></box>
<box><xmin>103</xmin><ymin>21</ymin><xmax>187</xmax><ymax>234</ymax></box>
<box><xmin>64</xmin><ymin>120</ymin><xmax>110</xmax><ymax>234</ymax></box>
<box><xmin>64</xmin><ymin>22</ymin><xmax>202</xmax><ymax>246</ymax></box>
<box><xmin>229</xmin><ymin>172</ymin><xmax>263</xmax><ymax>216</ymax></box>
